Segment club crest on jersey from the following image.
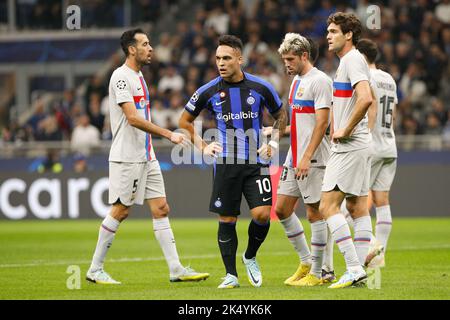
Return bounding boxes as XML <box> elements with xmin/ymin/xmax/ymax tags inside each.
<box><xmin>295</xmin><ymin>87</ymin><xmax>304</xmax><ymax>99</ymax></box>
<box><xmin>246</xmin><ymin>96</ymin><xmax>256</xmax><ymax>105</ymax></box>
<box><xmin>220</xmin><ymin>91</ymin><xmax>226</xmax><ymax>98</ymax></box>
<box><xmin>214</xmin><ymin>198</ymin><xmax>222</xmax><ymax>208</ymax></box>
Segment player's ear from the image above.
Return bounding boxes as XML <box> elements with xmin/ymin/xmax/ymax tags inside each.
<box><xmin>238</xmin><ymin>53</ymin><xmax>243</xmax><ymax>66</ymax></box>
<box><xmin>128</xmin><ymin>45</ymin><xmax>136</xmax><ymax>56</ymax></box>
<box><xmin>345</xmin><ymin>31</ymin><xmax>353</xmax><ymax>42</ymax></box>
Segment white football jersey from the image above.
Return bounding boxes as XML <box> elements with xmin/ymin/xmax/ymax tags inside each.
<box><xmin>332</xmin><ymin>48</ymin><xmax>371</xmax><ymax>153</ymax></box>
<box><xmin>284</xmin><ymin>67</ymin><xmax>332</xmax><ymax>168</ymax></box>
<box><xmin>370</xmin><ymin>68</ymin><xmax>398</xmax><ymax>158</ymax></box>
<box><xmin>108</xmin><ymin>64</ymin><xmax>156</xmax><ymax>162</ymax></box>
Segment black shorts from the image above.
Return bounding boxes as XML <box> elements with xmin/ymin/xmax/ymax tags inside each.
<box><xmin>209</xmin><ymin>162</ymin><xmax>273</xmax><ymax>216</ymax></box>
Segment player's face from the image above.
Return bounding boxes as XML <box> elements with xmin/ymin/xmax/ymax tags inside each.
<box><xmin>281</xmin><ymin>51</ymin><xmax>308</xmax><ymax>75</ymax></box>
<box><xmin>327</xmin><ymin>23</ymin><xmax>346</xmax><ymax>53</ymax></box>
<box><xmin>216</xmin><ymin>45</ymin><xmax>243</xmax><ymax>80</ymax></box>
<box><xmin>132</xmin><ymin>33</ymin><xmax>153</xmax><ymax>65</ymax></box>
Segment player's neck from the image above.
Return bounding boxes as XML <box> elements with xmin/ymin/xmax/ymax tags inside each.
<box><xmin>299</xmin><ymin>62</ymin><xmax>313</xmax><ymax>77</ymax></box>
<box><xmin>336</xmin><ymin>43</ymin><xmax>354</xmax><ymax>59</ymax></box>
<box><xmin>223</xmin><ymin>70</ymin><xmax>244</xmax><ymax>83</ymax></box>
<box><xmin>369</xmin><ymin>63</ymin><xmax>377</xmax><ymax>70</ymax></box>
<box><xmin>125</xmin><ymin>59</ymin><xmax>141</xmax><ymax>73</ymax></box>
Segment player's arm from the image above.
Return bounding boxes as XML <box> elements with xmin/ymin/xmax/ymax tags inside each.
<box><xmin>296</xmin><ymin>108</ymin><xmax>329</xmax><ymax>180</ymax></box>
<box><xmin>178</xmin><ymin>110</ymin><xmax>222</xmax><ymax>157</ymax></box>
<box><xmin>258</xmin><ymin>107</ymin><xmax>287</xmax><ymax>159</ymax></box>
<box><xmin>367</xmin><ymin>86</ymin><xmax>377</xmax><ymax>131</ymax></box>
<box><xmin>121</xmin><ymin>102</ymin><xmax>186</xmax><ymax>145</ymax></box>
<box><xmin>262</xmin><ymin>125</ymin><xmax>290</xmax><ymax>137</ymax></box>
<box><xmin>333</xmin><ymin>80</ymin><xmax>373</xmax><ymax>142</ymax></box>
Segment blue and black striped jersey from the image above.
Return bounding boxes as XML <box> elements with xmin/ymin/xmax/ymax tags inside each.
<box><xmin>185</xmin><ymin>72</ymin><xmax>282</xmax><ymax>163</ymax></box>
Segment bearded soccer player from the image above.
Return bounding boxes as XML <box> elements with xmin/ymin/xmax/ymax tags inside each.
<box><xmin>179</xmin><ymin>35</ymin><xmax>287</xmax><ymax>289</ymax></box>
<box><xmin>320</xmin><ymin>13</ymin><xmax>375</xmax><ymax>289</ymax></box>
<box><xmin>86</xmin><ymin>28</ymin><xmax>209</xmax><ymax>284</ymax></box>
<box><xmin>273</xmin><ymin>34</ymin><xmax>334</xmax><ymax>287</ymax></box>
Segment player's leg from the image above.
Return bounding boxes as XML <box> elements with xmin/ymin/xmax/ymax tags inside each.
<box><xmin>346</xmin><ymin>195</ymin><xmax>373</xmax><ymax>266</ymax></box>
<box><xmin>276</xmin><ymin>166</ymin><xmax>313</xmax><ymax>284</ymax></box>
<box><xmin>322</xmin><ymin>228</ymin><xmax>336</xmax><ymax>282</ymax></box>
<box><xmin>145</xmin><ymin>160</ymin><xmax>209</xmax><ymax>282</ymax></box>
<box><xmin>210</xmin><ymin>162</ymin><xmax>242</xmax><ymax>288</ymax></box>
<box><xmin>87</xmin><ymin>162</ymin><xmax>144</xmax><ymax>284</ymax></box>
<box><xmin>242</xmin><ymin>164</ymin><xmax>272</xmax><ymax>287</ymax></box>
<box><xmin>371</xmin><ymin>158</ymin><xmax>396</xmax><ymax>255</ymax></box>
<box><xmin>293</xmin><ymin>201</ymin><xmax>327</xmax><ymax>286</ymax></box>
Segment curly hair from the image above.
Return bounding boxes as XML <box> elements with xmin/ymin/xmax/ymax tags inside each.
<box><xmin>327</xmin><ymin>12</ymin><xmax>362</xmax><ymax>45</ymax></box>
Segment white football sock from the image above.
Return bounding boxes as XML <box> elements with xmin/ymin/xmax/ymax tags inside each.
<box><xmin>353</xmin><ymin>215</ymin><xmax>373</xmax><ymax>265</ymax></box>
<box><xmin>153</xmin><ymin>217</ymin><xmax>183</xmax><ymax>275</ymax></box>
<box><xmin>310</xmin><ymin>220</ymin><xmax>327</xmax><ymax>278</ymax></box>
<box><xmin>323</xmin><ymin>229</ymin><xmax>334</xmax><ymax>272</ymax></box>
<box><xmin>280</xmin><ymin>213</ymin><xmax>312</xmax><ymax>264</ymax></box>
<box><xmin>326</xmin><ymin>214</ymin><xmax>362</xmax><ymax>272</ymax></box>
<box><xmin>90</xmin><ymin>215</ymin><xmax>120</xmax><ymax>272</ymax></box>
<box><xmin>376</xmin><ymin>205</ymin><xmax>392</xmax><ymax>252</ymax></box>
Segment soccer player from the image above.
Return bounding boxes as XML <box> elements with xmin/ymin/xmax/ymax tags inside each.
<box><xmin>274</xmin><ymin>34</ymin><xmax>333</xmax><ymax>287</ymax></box>
<box><xmin>356</xmin><ymin>38</ymin><xmax>398</xmax><ymax>266</ymax></box>
<box><xmin>86</xmin><ymin>28</ymin><xmax>209</xmax><ymax>284</ymax></box>
<box><xmin>320</xmin><ymin>12</ymin><xmax>375</xmax><ymax>289</ymax></box>
<box><xmin>179</xmin><ymin>35</ymin><xmax>287</xmax><ymax>289</ymax></box>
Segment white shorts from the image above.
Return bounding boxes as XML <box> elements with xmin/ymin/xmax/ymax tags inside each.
<box><xmin>277</xmin><ymin>166</ymin><xmax>325</xmax><ymax>204</ymax></box>
<box><xmin>322</xmin><ymin>148</ymin><xmax>371</xmax><ymax>197</ymax></box>
<box><xmin>109</xmin><ymin>160</ymin><xmax>166</xmax><ymax>206</ymax></box>
<box><xmin>370</xmin><ymin>157</ymin><xmax>397</xmax><ymax>191</ymax></box>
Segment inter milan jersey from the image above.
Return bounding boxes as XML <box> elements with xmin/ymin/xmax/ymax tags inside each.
<box><xmin>185</xmin><ymin>72</ymin><xmax>282</xmax><ymax>163</ymax></box>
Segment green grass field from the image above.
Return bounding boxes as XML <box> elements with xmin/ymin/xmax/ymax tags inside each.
<box><xmin>0</xmin><ymin>218</ymin><xmax>449</xmax><ymax>300</ymax></box>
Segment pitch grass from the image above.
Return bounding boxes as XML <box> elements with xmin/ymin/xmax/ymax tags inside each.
<box><xmin>0</xmin><ymin>218</ymin><xmax>449</xmax><ymax>300</ymax></box>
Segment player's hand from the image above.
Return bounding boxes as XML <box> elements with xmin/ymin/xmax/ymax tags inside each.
<box><xmin>262</xmin><ymin>126</ymin><xmax>273</xmax><ymax>137</ymax></box>
<box><xmin>203</xmin><ymin>142</ymin><xmax>223</xmax><ymax>158</ymax></box>
<box><xmin>295</xmin><ymin>156</ymin><xmax>310</xmax><ymax>180</ymax></box>
<box><xmin>258</xmin><ymin>141</ymin><xmax>278</xmax><ymax>160</ymax></box>
<box><xmin>332</xmin><ymin>128</ymin><xmax>351</xmax><ymax>144</ymax></box>
<box><xmin>170</xmin><ymin>132</ymin><xmax>190</xmax><ymax>147</ymax></box>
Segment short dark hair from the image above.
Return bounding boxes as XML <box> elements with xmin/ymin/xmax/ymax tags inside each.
<box><xmin>356</xmin><ymin>38</ymin><xmax>378</xmax><ymax>64</ymax></box>
<box><xmin>218</xmin><ymin>35</ymin><xmax>243</xmax><ymax>52</ymax></box>
<box><xmin>120</xmin><ymin>28</ymin><xmax>146</xmax><ymax>57</ymax></box>
<box><xmin>327</xmin><ymin>12</ymin><xmax>362</xmax><ymax>45</ymax></box>
<box><xmin>306</xmin><ymin>37</ymin><xmax>319</xmax><ymax>64</ymax></box>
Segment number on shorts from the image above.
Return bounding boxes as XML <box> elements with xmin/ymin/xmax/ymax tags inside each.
<box><xmin>256</xmin><ymin>178</ymin><xmax>271</xmax><ymax>194</ymax></box>
<box><xmin>380</xmin><ymin>95</ymin><xmax>394</xmax><ymax>129</ymax></box>
<box><xmin>132</xmin><ymin>179</ymin><xmax>138</xmax><ymax>194</ymax></box>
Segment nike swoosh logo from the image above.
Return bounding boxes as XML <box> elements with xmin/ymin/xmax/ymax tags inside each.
<box><xmin>219</xmin><ymin>238</ymin><xmax>231</xmax><ymax>243</ymax></box>
<box><xmin>249</xmin><ymin>271</ymin><xmax>259</xmax><ymax>284</ymax></box>
<box><xmin>263</xmin><ymin>197</ymin><xmax>272</xmax><ymax>201</ymax></box>
<box><xmin>137</xmin><ymin>87</ymin><xmax>142</xmax><ymax>91</ymax></box>
<box><xmin>303</xmin><ymin>196</ymin><xmax>310</xmax><ymax>199</ymax></box>
<box><xmin>215</xmin><ymin>100</ymin><xmax>226</xmax><ymax>106</ymax></box>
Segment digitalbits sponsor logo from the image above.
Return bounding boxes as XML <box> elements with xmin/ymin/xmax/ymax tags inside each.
<box><xmin>217</xmin><ymin>111</ymin><xmax>259</xmax><ymax>122</ymax></box>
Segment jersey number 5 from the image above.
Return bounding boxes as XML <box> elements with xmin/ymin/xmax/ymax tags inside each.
<box><xmin>380</xmin><ymin>95</ymin><xmax>394</xmax><ymax>129</ymax></box>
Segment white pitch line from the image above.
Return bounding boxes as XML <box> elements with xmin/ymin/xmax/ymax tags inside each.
<box><xmin>1</xmin><ymin>244</ymin><xmax>449</xmax><ymax>269</ymax></box>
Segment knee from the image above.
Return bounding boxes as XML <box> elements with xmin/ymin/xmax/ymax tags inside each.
<box><xmin>252</xmin><ymin>208</ymin><xmax>270</xmax><ymax>224</ymax></box>
<box><xmin>152</xmin><ymin>202</ymin><xmax>170</xmax><ymax>219</ymax></box>
<box><xmin>111</xmin><ymin>208</ymin><xmax>129</xmax><ymax>222</ymax></box>
<box><xmin>219</xmin><ymin>216</ymin><xmax>237</xmax><ymax>224</ymax></box>
<box><xmin>275</xmin><ymin>204</ymin><xmax>291</xmax><ymax>220</ymax></box>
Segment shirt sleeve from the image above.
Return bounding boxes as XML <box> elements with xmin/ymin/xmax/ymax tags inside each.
<box><xmin>110</xmin><ymin>71</ymin><xmax>133</xmax><ymax>105</ymax></box>
<box><xmin>313</xmin><ymin>76</ymin><xmax>332</xmax><ymax>110</ymax></box>
<box><xmin>261</xmin><ymin>82</ymin><xmax>283</xmax><ymax>114</ymax></box>
<box><xmin>184</xmin><ymin>89</ymin><xmax>209</xmax><ymax>118</ymax></box>
<box><xmin>347</xmin><ymin>52</ymin><xmax>370</xmax><ymax>88</ymax></box>
<box><xmin>392</xmin><ymin>78</ymin><xmax>398</xmax><ymax>104</ymax></box>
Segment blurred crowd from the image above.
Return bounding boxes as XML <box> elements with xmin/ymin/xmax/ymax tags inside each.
<box><xmin>1</xmin><ymin>0</ymin><xmax>450</xmax><ymax>153</ymax></box>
